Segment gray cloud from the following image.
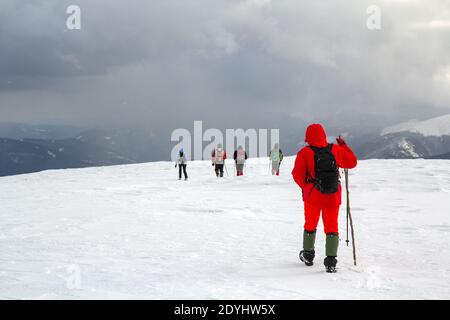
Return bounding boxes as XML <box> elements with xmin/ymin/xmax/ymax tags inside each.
<box><xmin>0</xmin><ymin>0</ymin><xmax>449</xmax><ymax>132</ymax></box>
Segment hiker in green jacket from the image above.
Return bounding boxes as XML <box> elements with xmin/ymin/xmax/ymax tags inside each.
<box><xmin>269</xmin><ymin>143</ymin><xmax>283</xmax><ymax>175</ymax></box>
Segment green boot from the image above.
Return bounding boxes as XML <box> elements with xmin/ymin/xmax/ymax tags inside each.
<box><xmin>303</xmin><ymin>230</ymin><xmax>316</xmax><ymax>251</ymax></box>
<box><xmin>325</xmin><ymin>233</ymin><xmax>339</xmax><ymax>257</ymax></box>
<box><xmin>325</xmin><ymin>233</ymin><xmax>339</xmax><ymax>273</ymax></box>
<box><xmin>300</xmin><ymin>230</ymin><xmax>316</xmax><ymax>266</ymax></box>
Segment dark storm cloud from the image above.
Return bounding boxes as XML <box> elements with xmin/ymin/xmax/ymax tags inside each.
<box><xmin>0</xmin><ymin>0</ymin><xmax>449</xmax><ymax>129</ymax></box>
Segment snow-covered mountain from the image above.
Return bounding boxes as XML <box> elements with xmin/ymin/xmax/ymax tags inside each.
<box><xmin>1</xmin><ymin>157</ymin><xmax>449</xmax><ymax>299</ymax></box>
<box><xmin>381</xmin><ymin>114</ymin><xmax>450</xmax><ymax>137</ymax></box>
<box><xmin>356</xmin><ymin>114</ymin><xmax>450</xmax><ymax>159</ymax></box>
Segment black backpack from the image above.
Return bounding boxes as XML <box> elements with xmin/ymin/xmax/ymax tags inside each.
<box><xmin>308</xmin><ymin>144</ymin><xmax>339</xmax><ymax>194</ymax></box>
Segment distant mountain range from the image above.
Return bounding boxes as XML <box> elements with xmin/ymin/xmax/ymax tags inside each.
<box><xmin>0</xmin><ymin>125</ymin><xmax>167</xmax><ymax>177</ymax></box>
<box><xmin>428</xmin><ymin>152</ymin><xmax>450</xmax><ymax>159</ymax></box>
<box><xmin>353</xmin><ymin>114</ymin><xmax>450</xmax><ymax>159</ymax></box>
<box><xmin>1</xmin><ymin>115</ymin><xmax>449</xmax><ymax>176</ymax></box>
<box><xmin>0</xmin><ymin>123</ymin><xmax>84</xmax><ymax>140</ymax></box>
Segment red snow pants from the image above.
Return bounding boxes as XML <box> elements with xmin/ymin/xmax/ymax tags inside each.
<box><xmin>304</xmin><ymin>202</ymin><xmax>340</xmax><ymax>234</ymax></box>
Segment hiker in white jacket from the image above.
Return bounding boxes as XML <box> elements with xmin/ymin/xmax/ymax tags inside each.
<box><xmin>175</xmin><ymin>148</ymin><xmax>188</xmax><ymax>180</ymax></box>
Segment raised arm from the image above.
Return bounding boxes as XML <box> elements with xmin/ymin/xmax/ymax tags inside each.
<box><xmin>333</xmin><ymin>137</ymin><xmax>357</xmax><ymax>169</ymax></box>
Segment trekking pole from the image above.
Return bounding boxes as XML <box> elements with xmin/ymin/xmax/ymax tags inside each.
<box><xmin>212</xmin><ymin>161</ymin><xmax>217</xmax><ymax>177</ymax></box>
<box><xmin>346</xmin><ymin>205</ymin><xmax>349</xmax><ymax>247</ymax></box>
<box><xmin>345</xmin><ymin>169</ymin><xmax>349</xmax><ymax>247</ymax></box>
<box><xmin>345</xmin><ymin>168</ymin><xmax>357</xmax><ymax>266</ymax></box>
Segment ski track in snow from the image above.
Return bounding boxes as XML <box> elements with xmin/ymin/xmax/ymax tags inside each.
<box><xmin>1</xmin><ymin>157</ymin><xmax>450</xmax><ymax>299</ymax></box>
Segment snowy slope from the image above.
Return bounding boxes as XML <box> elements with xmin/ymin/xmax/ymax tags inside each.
<box><xmin>1</xmin><ymin>157</ymin><xmax>450</xmax><ymax>299</ymax></box>
<box><xmin>381</xmin><ymin>114</ymin><xmax>450</xmax><ymax>137</ymax></box>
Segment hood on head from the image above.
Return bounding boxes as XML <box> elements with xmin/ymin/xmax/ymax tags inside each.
<box><xmin>305</xmin><ymin>124</ymin><xmax>328</xmax><ymax>148</ymax></box>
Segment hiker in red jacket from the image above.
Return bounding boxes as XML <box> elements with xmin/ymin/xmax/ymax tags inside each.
<box><xmin>292</xmin><ymin>124</ymin><xmax>357</xmax><ymax>273</ymax></box>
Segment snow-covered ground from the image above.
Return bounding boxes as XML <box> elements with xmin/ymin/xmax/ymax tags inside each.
<box><xmin>1</xmin><ymin>157</ymin><xmax>450</xmax><ymax>299</ymax></box>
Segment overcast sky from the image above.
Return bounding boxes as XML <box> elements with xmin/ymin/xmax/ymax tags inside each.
<box><xmin>0</xmin><ymin>0</ymin><xmax>449</xmax><ymax>132</ymax></box>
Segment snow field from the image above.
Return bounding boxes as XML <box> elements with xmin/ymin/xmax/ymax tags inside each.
<box><xmin>1</xmin><ymin>157</ymin><xmax>449</xmax><ymax>299</ymax></box>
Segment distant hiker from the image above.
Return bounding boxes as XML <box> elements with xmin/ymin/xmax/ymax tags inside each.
<box><xmin>175</xmin><ymin>148</ymin><xmax>188</xmax><ymax>180</ymax></box>
<box><xmin>292</xmin><ymin>124</ymin><xmax>357</xmax><ymax>273</ymax></box>
<box><xmin>269</xmin><ymin>143</ymin><xmax>283</xmax><ymax>175</ymax></box>
<box><xmin>233</xmin><ymin>145</ymin><xmax>248</xmax><ymax>176</ymax></box>
<box><xmin>211</xmin><ymin>144</ymin><xmax>227</xmax><ymax>177</ymax></box>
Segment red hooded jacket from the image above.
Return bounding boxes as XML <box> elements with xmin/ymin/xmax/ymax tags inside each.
<box><xmin>292</xmin><ymin>124</ymin><xmax>358</xmax><ymax>207</ymax></box>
